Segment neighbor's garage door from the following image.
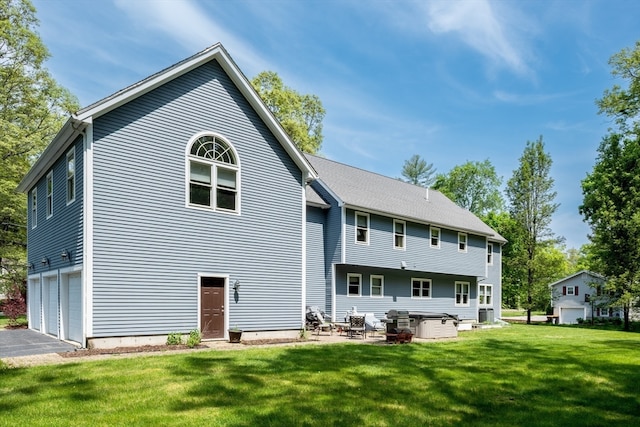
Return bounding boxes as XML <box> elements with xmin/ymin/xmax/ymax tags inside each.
<box><xmin>67</xmin><ymin>273</ymin><xmax>83</xmax><ymax>343</ymax></box>
<box><xmin>561</xmin><ymin>307</ymin><xmax>585</xmax><ymax>325</ymax></box>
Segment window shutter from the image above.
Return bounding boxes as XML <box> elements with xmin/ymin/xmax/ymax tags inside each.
<box><xmin>575</xmin><ymin>286</ymin><xmax>579</xmax><ymax>296</ymax></box>
<box><xmin>562</xmin><ymin>286</ymin><xmax>566</xmax><ymax>296</ymax></box>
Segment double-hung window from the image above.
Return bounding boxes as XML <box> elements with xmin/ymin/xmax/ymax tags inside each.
<box><xmin>31</xmin><ymin>188</ymin><xmax>37</xmax><ymax>229</ymax></box>
<box><xmin>46</xmin><ymin>171</ymin><xmax>53</xmax><ymax>219</ymax></box>
<box><xmin>430</xmin><ymin>227</ymin><xmax>440</xmax><ymax>248</ymax></box>
<box><xmin>348</xmin><ymin>273</ymin><xmax>362</xmax><ymax>296</ymax></box>
<box><xmin>370</xmin><ymin>275</ymin><xmax>384</xmax><ymax>298</ymax></box>
<box><xmin>458</xmin><ymin>233</ymin><xmax>467</xmax><ymax>252</ymax></box>
<box><xmin>487</xmin><ymin>243</ymin><xmax>493</xmax><ymax>265</ymax></box>
<box><xmin>412</xmin><ymin>278</ymin><xmax>431</xmax><ymax>298</ymax></box>
<box><xmin>66</xmin><ymin>148</ymin><xmax>76</xmax><ymax>204</ymax></box>
<box><xmin>479</xmin><ymin>284</ymin><xmax>492</xmax><ymax>306</ymax></box>
<box><xmin>188</xmin><ymin>134</ymin><xmax>239</xmax><ymax>212</ymax></box>
<box><xmin>455</xmin><ymin>281</ymin><xmax>470</xmax><ymax>306</ymax></box>
<box><xmin>355</xmin><ymin>212</ymin><xmax>369</xmax><ymax>244</ymax></box>
<box><xmin>394</xmin><ymin>220</ymin><xmax>405</xmax><ymax>250</ymax></box>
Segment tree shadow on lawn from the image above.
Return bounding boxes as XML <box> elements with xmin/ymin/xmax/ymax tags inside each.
<box><xmin>166</xmin><ymin>339</ymin><xmax>640</xmax><ymax>426</ymax></box>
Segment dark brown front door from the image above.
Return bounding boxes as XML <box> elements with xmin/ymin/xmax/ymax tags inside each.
<box><xmin>200</xmin><ymin>277</ymin><xmax>225</xmax><ymax>339</ymax></box>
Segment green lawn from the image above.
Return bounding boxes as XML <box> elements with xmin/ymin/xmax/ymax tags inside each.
<box><xmin>1</xmin><ymin>325</ymin><xmax>639</xmax><ymax>426</ymax></box>
<box><xmin>0</xmin><ymin>314</ymin><xmax>27</xmax><ymax>329</ymax></box>
<box><xmin>501</xmin><ymin>309</ymin><xmax>546</xmax><ymax>317</ymax></box>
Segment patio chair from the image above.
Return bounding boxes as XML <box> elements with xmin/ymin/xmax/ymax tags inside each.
<box><xmin>349</xmin><ymin>315</ymin><xmax>366</xmax><ymax>339</ymax></box>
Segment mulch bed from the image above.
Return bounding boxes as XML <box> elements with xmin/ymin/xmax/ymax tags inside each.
<box><xmin>59</xmin><ymin>338</ymin><xmax>306</xmax><ymax>358</ymax></box>
<box><xmin>60</xmin><ymin>344</ymin><xmax>208</xmax><ymax>358</ymax></box>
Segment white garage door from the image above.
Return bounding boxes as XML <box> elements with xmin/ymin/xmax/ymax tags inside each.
<box><xmin>28</xmin><ymin>278</ymin><xmax>41</xmax><ymax>331</ymax></box>
<box><xmin>561</xmin><ymin>307</ymin><xmax>585</xmax><ymax>325</ymax></box>
<box><xmin>67</xmin><ymin>273</ymin><xmax>83</xmax><ymax>343</ymax></box>
<box><xmin>43</xmin><ymin>276</ymin><xmax>58</xmax><ymax>336</ymax></box>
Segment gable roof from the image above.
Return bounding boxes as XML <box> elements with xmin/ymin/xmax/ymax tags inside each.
<box><xmin>548</xmin><ymin>270</ymin><xmax>605</xmax><ymax>288</ymax></box>
<box><xmin>306</xmin><ymin>154</ymin><xmax>506</xmax><ymax>243</ymax></box>
<box><xmin>18</xmin><ymin>43</ymin><xmax>317</xmax><ymax>192</ymax></box>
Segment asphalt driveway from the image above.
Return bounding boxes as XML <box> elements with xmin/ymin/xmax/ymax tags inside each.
<box><xmin>0</xmin><ymin>329</ymin><xmax>78</xmax><ymax>358</ymax></box>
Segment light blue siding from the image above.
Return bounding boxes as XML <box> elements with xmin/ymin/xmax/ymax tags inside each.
<box><xmin>90</xmin><ymin>60</ymin><xmax>305</xmax><ymax>337</ymax></box>
<box><xmin>306</xmin><ymin>206</ymin><xmax>327</xmax><ymax>310</ymax></box>
<box><xmin>334</xmin><ymin>265</ymin><xmax>478</xmax><ymax>321</ymax></box>
<box><xmin>26</xmin><ymin>135</ymin><xmax>84</xmax><ymax>274</ymax></box>
<box><xmin>345</xmin><ymin>209</ymin><xmax>486</xmax><ymax>277</ymax></box>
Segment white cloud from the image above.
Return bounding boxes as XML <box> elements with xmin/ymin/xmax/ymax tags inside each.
<box><xmin>425</xmin><ymin>0</ymin><xmax>533</xmax><ymax>77</ymax></box>
<box><xmin>113</xmin><ymin>0</ymin><xmax>270</xmax><ymax>74</ymax></box>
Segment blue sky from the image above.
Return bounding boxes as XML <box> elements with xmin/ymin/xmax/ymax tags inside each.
<box><xmin>33</xmin><ymin>0</ymin><xmax>640</xmax><ymax>250</ymax></box>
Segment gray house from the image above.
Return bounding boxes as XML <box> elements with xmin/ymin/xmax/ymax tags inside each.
<box><xmin>18</xmin><ymin>43</ymin><xmax>505</xmax><ymax>348</ymax></box>
<box><xmin>549</xmin><ymin>270</ymin><xmax>623</xmax><ymax>324</ymax></box>
<box><xmin>305</xmin><ymin>155</ymin><xmax>506</xmax><ymax>328</ymax></box>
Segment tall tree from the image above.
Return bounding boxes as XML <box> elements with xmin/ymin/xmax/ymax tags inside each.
<box><xmin>506</xmin><ymin>137</ymin><xmax>559</xmax><ymax>323</ymax></box>
<box><xmin>0</xmin><ymin>0</ymin><xmax>78</xmax><ymax>294</ymax></box>
<box><xmin>432</xmin><ymin>159</ymin><xmax>504</xmax><ymax>216</ymax></box>
<box><xmin>251</xmin><ymin>71</ymin><xmax>325</xmax><ymax>154</ymax></box>
<box><xmin>401</xmin><ymin>154</ymin><xmax>436</xmax><ymax>187</ymax></box>
<box><xmin>581</xmin><ymin>41</ymin><xmax>640</xmax><ymax>331</ymax></box>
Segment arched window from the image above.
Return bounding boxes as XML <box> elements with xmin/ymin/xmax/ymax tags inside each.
<box><xmin>187</xmin><ymin>134</ymin><xmax>239</xmax><ymax>212</ymax></box>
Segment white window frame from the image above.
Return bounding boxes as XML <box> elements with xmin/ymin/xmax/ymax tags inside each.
<box><xmin>393</xmin><ymin>219</ymin><xmax>406</xmax><ymax>250</ymax></box>
<box><xmin>355</xmin><ymin>212</ymin><xmax>369</xmax><ymax>245</ymax></box>
<box><xmin>411</xmin><ymin>278</ymin><xmax>432</xmax><ymax>299</ymax></box>
<box><xmin>430</xmin><ymin>226</ymin><xmax>440</xmax><ymax>248</ymax></box>
<box><xmin>370</xmin><ymin>275</ymin><xmax>384</xmax><ymax>298</ymax></box>
<box><xmin>46</xmin><ymin>171</ymin><xmax>53</xmax><ymax>219</ymax></box>
<box><xmin>458</xmin><ymin>232</ymin><xmax>467</xmax><ymax>253</ymax></box>
<box><xmin>567</xmin><ymin>286</ymin><xmax>575</xmax><ymax>296</ymax></box>
<box><xmin>66</xmin><ymin>148</ymin><xmax>76</xmax><ymax>205</ymax></box>
<box><xmin>347</xmin><ymin>273</ymin><xmax>362</xmax><ymax>297</ymax></box>
<box><xmin>31</xmin><ymin>188</ymin><xmax>37</xmax><ymax>229</ymax></box>
<box><xmin>455</xmin><ymin>281</ymin><xmax>470</xmax><ymax>307</ymax></box>
<box><xmin>479</xmin><ymin>284</ymin><xmax>493</xmax><ymax>306</ymax></box>
<box><xmin>186</xmin><ymin>133</ymin><xmax>240</xmax><ymax>214</ymax></box>
<box><xmin>487</xmin><ymin>243</ymin><xmax>493</xmax><ymax>265</ymax></box>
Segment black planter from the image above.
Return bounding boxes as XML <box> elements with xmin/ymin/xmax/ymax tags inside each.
<box><xmin>228</xmin><ymin>330</ymin><xmax>242</xmax><ymax>343</ymax></box>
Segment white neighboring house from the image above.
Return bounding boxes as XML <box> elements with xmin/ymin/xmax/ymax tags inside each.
<box><xmin>549</xmin><ymin>270</ymin><xmax>623</xmax><ymax>324</ymax></box>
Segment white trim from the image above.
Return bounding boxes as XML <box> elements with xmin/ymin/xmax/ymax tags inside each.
<box><xmin>66</xmin><ymin>147</ymin><xmax>76</xmax><ymax>205</ymax></box>
<box><xmin>301</xmin><ymin>175</ymin><xmax>307</xmax><ymax>325</ymax></box>
<box><xmin>430</xmin><ymin>226</ymin><xmax>440</xmax><ymax>248</ymax></box>
<box><xmin>185</xmin><ymin>131</ymin><xmax>241</xmax><ymax>215</ymax></box>
<box><xmin>197</xmin><ymin>273</ymin><xmax>230</xmax><ymax>338</ymax></box>
<box><xmin>355</xmin><ymin>211</ymin><xmax>370</xmax><ymax>245</ymax></box>
<box><xmin>31</xmin><ymin>187</ymin><xmax>37</xmax><ymax>229</ymax></box>
<box><xmin>46</xmin><ymin>171</ymin><xmax>53</xmax><ymax>219</ymax></box>
<box><xmin>393</xmin><ymin>219</ymin><xmax>406</xmax><ymax>250</ymax></box>
<box><xmin>347</xmin><ymin>273</ymin><xmax>362</xmax><ymax>297</ymax></box>
<box><xmin>370</xmin><ymin>274</ymin><xmax>384</xmax><ymax>298</ymax></box>
<box><xmin>331</xmin><ymin>264</ymin><xmax>337</xmax><ymax>322</ymax></box>
<box><xmin>411</xmin><ymin>277</ymin><xmax>432</xmax><ymax>299</ymax></box>
<box><xmin>458</xmin><ymin>232</ymin><xmax>468</xmax><ymax>253</ymax></box>
<box><xmin>341</xmin><ymin>206</ymin><xmax>346</xmax><ymax>264</ymax></box>
<box><xmin>478</xmin><ymin>283</ymin><xmax>493</xmax><ymax>307</ymax></box>
<box><xmin>455</xmin><ymin>281</ymin><xmax>470</xmax><ymax>307</ymax></box>
<box><xmin>83</xmin><ymin>124</ymin><xmax>94</xmax><ymax>338</ymax></box>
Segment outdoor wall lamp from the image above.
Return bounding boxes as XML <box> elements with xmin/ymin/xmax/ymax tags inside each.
<box><xmin>233</xmin><ymin>280</ymin><xmax>241</xmax><ymax>291</ymax></box>
<box><xmin>41</xmin><ymin>257</ymin><xmax>49</xmax><ymax>266</ymax></box>
<box><xmin>28</xmin><ymin>262</ymin><xmax>34</xmax><ymax>271</ymax></box>
<box><xmin>61</xmin><ymin>249</ymin><xmax>69</xmax><ymax>260</ymax></box>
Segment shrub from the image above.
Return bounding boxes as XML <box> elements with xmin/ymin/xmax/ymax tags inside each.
<box><xmin>1</xmin><ymin>283</ymin><xmax>26</xmax><ymax>327</ymax></box>
<box><xmin>576</xmin><ymin>318</ymin><xmax>584</xmax><ymax>324</ymax></box>
<box><xmin>166</xmin><ymin>332</ymin><xmax>183</xmax><ymax>345</ymax></box>
<box><xmin>186</xmin><ymin>329</ymin><xmax>201</xmax><ymax>348</ymax></box>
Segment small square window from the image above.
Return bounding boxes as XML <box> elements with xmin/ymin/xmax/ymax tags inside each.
<box><xmin>412</xmin><ymin>278</ymin><xmax>431</xmax><ymax>299</ymax></box>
